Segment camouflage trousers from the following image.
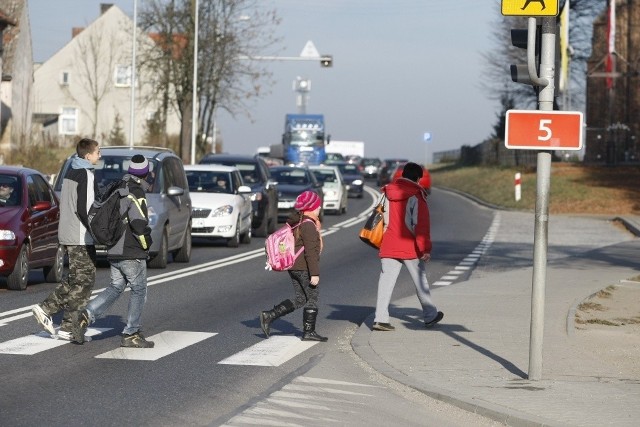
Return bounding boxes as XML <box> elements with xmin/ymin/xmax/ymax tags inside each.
<box><xmin>40</xmin><ymin>245</ymin><xmax>96</xmax><ymax>331</ymax></box>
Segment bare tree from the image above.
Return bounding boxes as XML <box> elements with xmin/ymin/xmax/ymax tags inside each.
<box><xmin>72</xmin><ymin>22</ymin><xmax>122</xmax><ymax>139</ymax></box>
<box><xmin>138</xmin><ymin>0</ymin><xmax>281</xmax><ymax>163</ymax></box>
<box><xmin>482</xmin><ymin>1</ymin><xmax>606</xmax><ymax>119</ymax></box>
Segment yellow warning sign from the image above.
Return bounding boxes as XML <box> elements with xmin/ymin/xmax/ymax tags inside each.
<box><xmin>502</xmin><ymin>0</ymin><xmax>559</xmax><ymax>16</ymax></box>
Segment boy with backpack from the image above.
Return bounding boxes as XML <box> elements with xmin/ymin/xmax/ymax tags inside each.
<box><xmin>32</xmin><ymin>138</ymin><xmax>100</xmax><ymax>343</ymax></box>
<box><xmin>260</xmin><ymin>190</ymin><xmax>328</xmax><ymax>342</ymax></box>
<box><xmin>72</xmin><ymin>154</ymin><xmax>155</xmax><ymax>348</ymax></box>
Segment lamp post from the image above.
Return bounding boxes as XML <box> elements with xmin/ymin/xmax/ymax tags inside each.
<box><xmin>190</xmin><ymin>0</ymin><xmax>199</xmax><ymax>164</ymax></box>
<box><xmin>129</xmin><ymin>0</ymin><xmax>138</xmax><ymax>148</ymax></box>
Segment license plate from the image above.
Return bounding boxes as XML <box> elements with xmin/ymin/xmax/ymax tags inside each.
<box><xmin>278</xmin><ymin>201</ymin><xmax>294</xmax><ymax>209</ymax></box>
<box><xmin>194</xmin><ymin>218</ymin><xmax>205</xmax><ymax>228</ymax></box>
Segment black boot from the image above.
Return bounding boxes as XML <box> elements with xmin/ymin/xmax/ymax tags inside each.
<box><xmin>260</xmin><ymin>299</ymin><xmax>295</xmax><ymax>338</ymax></box>
<box><xmin>301</xmin><ymin>308</ymin><xmax>328</xmax><ymax>342</ymax></box>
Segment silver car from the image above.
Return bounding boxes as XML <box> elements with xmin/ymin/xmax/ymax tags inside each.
<box><xmin>54</xmin><ymin>146</ymin><xmax>192</xmax><ymax>268</ymax></box>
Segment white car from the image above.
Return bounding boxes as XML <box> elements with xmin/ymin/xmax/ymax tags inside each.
<box><xmin>309</xmin><ymin>165</ymin><xmax>348</xmax><ymax>215</ymax></box>
<box><xmin>184</xmin><ymin>165</ymin><xmax>252</xmax><ymax>247</ymax></box>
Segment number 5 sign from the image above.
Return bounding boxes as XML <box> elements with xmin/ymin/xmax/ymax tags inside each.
<box><xmin>505</xmin><ymin>110</ymin><xmax>584</xmax><ymax>150</ymax></box>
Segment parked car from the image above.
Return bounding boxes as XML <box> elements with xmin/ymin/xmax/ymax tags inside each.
<box><xmin>390</xmin><ymin>163</ymin><xmax>432</xmax><ymax>193</ymax></box>
<box><xmin>200</xmin><ymin>154</ymin><xmax>278</xmax><ymax>237</ymax></box>
<box><xmin>54</xmin><ymin>146</ymin><xmax>192</xmax><ymax>269</ymax></box>
<box><xmin>184</xmin><ymin>165</ymin><xmax>252</xmax><ymax>247</ymax></box>
<box><xmin>0</xmin><ymin>167</ymin><xmax>64</xmax><ymax>290</ymax></box>
<box><xmin>377</xmin><ymin>158</ymin><xmax>409</xmax><ymax>187</ymax></box>
<box><xmin>332</xmin><ymin>161</ymin><xmax>365</xmax><ymax>198</ymax></box>
<box><xmin>308</xmin><ymin>165</ymin><xmax>348</xmax><ymax>215</ymax></box>
<box><xmin>270</xmin><ymin>165</ymin><xmax>324</xmax><ymax>221</ymax></box>
<box><xmin>359</xmin><ymin>157</ymin><xmax>382</xmax><ymax>179</ymax></box>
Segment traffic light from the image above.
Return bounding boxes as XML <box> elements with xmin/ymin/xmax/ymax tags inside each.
<box><xmin>320</xmin><ymin>55</ymin><xmax>333</xmax><ymax>68</ymax></box>
<box><xmin>510</xmin><ymin>25</ymin><xmax>541</xmax><ymax>86</ymax></box>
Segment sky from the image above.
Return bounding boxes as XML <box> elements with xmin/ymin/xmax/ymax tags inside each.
<box><xmin>29</xmin><ymin>0</ymin><xmax>500</xmax><ymax>163</ymax></box>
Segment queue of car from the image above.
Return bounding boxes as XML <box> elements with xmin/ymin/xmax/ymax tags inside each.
<box><xmin>1</xmin><ymin>149</ymin><xmax>425</xmax><ymax>290</ymax></box>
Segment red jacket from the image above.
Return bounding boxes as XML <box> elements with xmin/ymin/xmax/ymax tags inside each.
<box><xmin>379</xmin><ymin>177</ymin><xmax>431</xmax><ymax>259</ymax></box>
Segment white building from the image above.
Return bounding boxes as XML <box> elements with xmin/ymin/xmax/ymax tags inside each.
<box><xmin>32</xmin><ymin>4</ymin><xmax>180</xmax><ymax>147</ymax></box>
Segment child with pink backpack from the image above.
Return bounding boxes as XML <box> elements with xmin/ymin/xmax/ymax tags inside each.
<box><xmin>259</xmin><ymin>191</ymin><xmax>328</xmax><ymax>342</ymax></box>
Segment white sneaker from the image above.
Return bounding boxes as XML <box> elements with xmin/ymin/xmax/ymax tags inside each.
<box><xmin>55</xmin><ymin>330</ymin><xmax>91</xmax><ymax>342</ymax></box>
<box><xmin>56</xmin><ymin>330</ymin><xmax>73</xmax><ymax>341</ymax></box>
<box><xmin>32</xmin><ymin>305</ymin><xmax>55</xmax><ymax>335</ymax></box>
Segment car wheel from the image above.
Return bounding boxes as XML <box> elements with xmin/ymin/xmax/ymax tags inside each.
<box><xmin>44</xmin><ymin>245</ymin><xmax>65</xmax><ymax>283</ymax></box>
<box><xmin>173</xmin><ymin>222</ymin><xmax>191</xmax><ymax>263</ymax></box>
<box><xmin>148</xmin><ymin>229</ymin><xmax>168</xmax><ymax>269</ymax></box>
<box><xmin>227</xmin><ymin>219</ymin><xmax>240</xmax><ymax>248</ymax></box>
<box><xmin>254</xmin><ymin>215</ymin><xmax>268</xmax><ymax>238</ymax></box>
<box><xmin>241</xmin><ymin>226</ymin><xmax>252</xmax><ymax>244</ymax></box>
<box><xmin>7</xmin><ymin>244</ymin><xmax>29</xmax><ymax>291</ymax></box>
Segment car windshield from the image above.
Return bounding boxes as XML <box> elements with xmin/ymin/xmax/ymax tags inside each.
<box><xmin>186</xmin><ymin>171</ymin><xmax>233</xmax><ymax>194</ymax></box>
<box><xmin>337</xmin><ymin>164</ymin><xmax>358</xmax><ymax>175</ymax></box>
<box><xmin>362</xmin><ymin>158</ymin><xmax>380</xmax><ymax>166</ymax></box>
<box><xmin>63</xmin><ymin>156</ymin><xmax>159</xmax><ymax>194</ymax></box>
<box><xmin>0</xmin><ymin>175</ymin><xmax>21</xmax><ymax>206</ymax></box>
<box><xmin>271</xmin><ymin>169</ymin><xmax>310</xmax><ymax>185</ymax></box>
<box><xmin>312</xmin><ymin>169</ymin><xmax>337</xmax><ymax>183</ymax></box>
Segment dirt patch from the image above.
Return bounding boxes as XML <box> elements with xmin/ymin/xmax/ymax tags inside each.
<box><xmin>573</xmin><ymin>281</ymin><xmax>640</xmax><ymax>377</ymax></box>
<box><xmin>575</xmin><ymin>282</ymin><xmax>640</xmax><ymax>330</ymax></box>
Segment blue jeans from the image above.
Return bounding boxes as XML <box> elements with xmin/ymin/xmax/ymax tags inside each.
<box><xmin>87</xmin><ymin>259</ymin><xmax>148</xmax><ymax>335</ymax></box>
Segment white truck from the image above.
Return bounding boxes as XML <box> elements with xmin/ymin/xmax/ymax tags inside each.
<box><xmin>324</xmin><ymin>140</ymin><xmax>364</xmax><ymax>159</ymax></box>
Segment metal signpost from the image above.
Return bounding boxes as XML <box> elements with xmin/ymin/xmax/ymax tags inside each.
<box><xmin>501</xmin><ymin>0</ymin><xmax>585</xmax><ymax>381</ymax></box>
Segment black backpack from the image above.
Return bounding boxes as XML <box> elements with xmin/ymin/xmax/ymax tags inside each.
<box><xmin>87</xmin><ymin>180</ymin><xmax>129</xmax><ymax>247</ymax></box>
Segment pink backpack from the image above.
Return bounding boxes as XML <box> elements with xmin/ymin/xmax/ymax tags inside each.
<box><xmin>265</xmin><ymin>219</ymin><xmax>313</xmax><ymax>271</ymax></box>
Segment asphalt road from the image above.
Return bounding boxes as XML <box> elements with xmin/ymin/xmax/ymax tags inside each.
<box><xmin>0</xmin><ymin>184</ymin><xmax>499</xmax><ymax>426</ymax></box>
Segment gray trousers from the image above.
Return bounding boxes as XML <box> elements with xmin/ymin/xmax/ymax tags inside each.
<box><xmin>374</xmin><ymin>258</ymin><xmax>438</xmax><ymax>323</ymax></box>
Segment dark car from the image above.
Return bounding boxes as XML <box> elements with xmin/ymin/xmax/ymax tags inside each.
<box><xmin>332</xmin><ymin>161</ymin><xmax>365</xmax><ymax>198</ymax></box>
<box><xmin>199</xmin><ymin>154</ymin><xmax>279</xmax><ymax>237</ymax></box>
<box><xmin>377</xmin><ymin>158</ymin><xmax>409</xmax><ymax>187</ymax></box>
<box><xmin>0</xmin><ymin>167</ymin><xmax>64</xmax><ymax>290</ymax></box>
<box><xmin>359</xmin><ymin>157</ymin><xmax>382</xmax><ymax>179</ymax></box>
<box><xmin>54</xmin><ymin>146</ymin><xmax>192</xmax><ymax>269</ymax></box>
<box><xmin>270</xmin><ymin>166</ymin><xmax>324</xmax><ymax>221</ymax></box>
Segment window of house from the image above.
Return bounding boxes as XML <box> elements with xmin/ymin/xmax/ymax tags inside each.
<box><xmin>60</xmin><ymin>107</ymin><xmax>78</xmax><ymax>135</ymax></box>
<box><xmin>60</xmin><ymin>71</ymin><xmax>70</xmax><ymax>86</ymax></box>
<box><xmin>114</xmin><ymin>64</ymin><xmax>132</xmax><ymax>87</ymax></box>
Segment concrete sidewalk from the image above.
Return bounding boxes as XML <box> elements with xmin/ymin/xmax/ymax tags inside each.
<box><xmin>352</xmin><ymin>211</ymin><xmax>640</xmax><ymax>427</ymax></box>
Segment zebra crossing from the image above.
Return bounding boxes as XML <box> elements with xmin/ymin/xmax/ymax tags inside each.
<box><xmin>0</xmin><ymin>327</ymin><xmax>319</xmax><ymax>366</ymax></box>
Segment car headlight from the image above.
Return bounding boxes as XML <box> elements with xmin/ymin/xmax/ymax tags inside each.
<box><xmin>213</xmin><ymin>205</ymin><xmax>233</xmax><ymax>217</ymax></box>
<box><xmin>0</xmin><ymin>230</ymin><xmax>16</xmax><ymax>240</ymax></box>
<box><xmin>147</xmin><ymin>206</ymin><xmax>158</xmax><ymax>227</ymax></box>
<box><xmin>352</xmin><ymin>179</ymin><xmax>363</xmax><ymax>186</ymax></box>
<box><xmin>251</xmin><ymin>192</ymin><xmax>263</xmax><ymax>202</ymax></box>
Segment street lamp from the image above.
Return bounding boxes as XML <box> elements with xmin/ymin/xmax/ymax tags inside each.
<box><xmin>190</xmin><ymin>0</ymin><xmax>199</xmax><ymax>164</ymax></box>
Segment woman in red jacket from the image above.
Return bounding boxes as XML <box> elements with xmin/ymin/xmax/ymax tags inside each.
<box><xmin>372</xmin><ymin>162</ymin><xmax>443</xmax><ymax>331</ymax></box>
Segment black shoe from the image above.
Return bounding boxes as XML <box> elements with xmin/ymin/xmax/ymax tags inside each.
<box><xmin>260</xmin><ymin>311</ymin><xmax>275</xmax><ymax>338</ymax></box>
<box><xmin>425</xmin><ymin>311</ymin><xmax>444</xmax><ymax>328</ymax></box>
<box><xmin>70</xmin><ymin>309</ymin><xmax>91</xmax><ymax>344</ymax></box>
<box><xmin>302</xmin><ymin>330</ymin><xmax>328</xmax><ymax>342</ymax></box>
<box><xmin>121</xmin><ymin>332</ymin><xmax>155</xmax><ymax>348</ymax></box>
<box><xmin>372</xmin><ymin>322</ymin><xmax>395</xmax><ymax>331</ymax></box>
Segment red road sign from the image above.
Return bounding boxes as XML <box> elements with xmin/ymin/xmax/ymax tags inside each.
<box><xmin>505</xmin><ymin>110</ymin><xmax>583</xmax><ymax>150</ymax></box>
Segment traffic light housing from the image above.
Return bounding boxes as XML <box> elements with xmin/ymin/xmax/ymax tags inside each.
<box><xmin>320</xmin><ymin>55</ymin><xmax>333</xmax><ymax>68</ymax></box>
<box><xmin>510</xmin><ymin>26</ymin><xmax>541</xmax><ymax>86</ymax></box>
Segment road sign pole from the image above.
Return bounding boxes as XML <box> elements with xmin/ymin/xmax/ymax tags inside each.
<box><xmin>528</xmin><ymin>16</ymin><xmax>557</xmax><ymax>381</ymax></box>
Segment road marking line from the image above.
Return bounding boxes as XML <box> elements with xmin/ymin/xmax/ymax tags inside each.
<box><xmin>95</xmin><ymin>331</ymin><xmax>215</xmax><ymax>361</ymax></box>
<box><xmin>0</xmin><ymin>328</ymin><xmax>111</xmax><ymax>355</ymax></box>
<box><xmin>218</xmin><ymin>336</ymin><xmax>317</xmax><ymax>366</ymax></box>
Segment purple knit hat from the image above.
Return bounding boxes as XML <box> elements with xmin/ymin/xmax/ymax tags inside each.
<box><xmin>128</xmin><ymin>154</ymin><xmax>149</xmax><ymax>177</ymax></box>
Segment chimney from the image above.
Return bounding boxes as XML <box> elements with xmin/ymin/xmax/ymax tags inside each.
<box><xmin>100</xmin><ymin>4</ymin><xmax>114</xmax><ymax>15</ymax></box>
<box><xmin>72</xmin><ymin>27</ymin><xmax>84</xmax><ymax>38</ymax></box>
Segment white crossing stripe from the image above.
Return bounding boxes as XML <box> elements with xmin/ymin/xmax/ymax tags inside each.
<box><xmin>218</xmin><ymin>336</ymin><xmax>318</xmax><ymax>366</ymax></box>
<box><xmin>95</xmin><ymin>331</ymin><xmax>215</xmax><ymax>361</ymax></box>
<box><xmin>0</xmin><ymin>328</ymin><xmax>111</xmax><ymax>355</ymax></box>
